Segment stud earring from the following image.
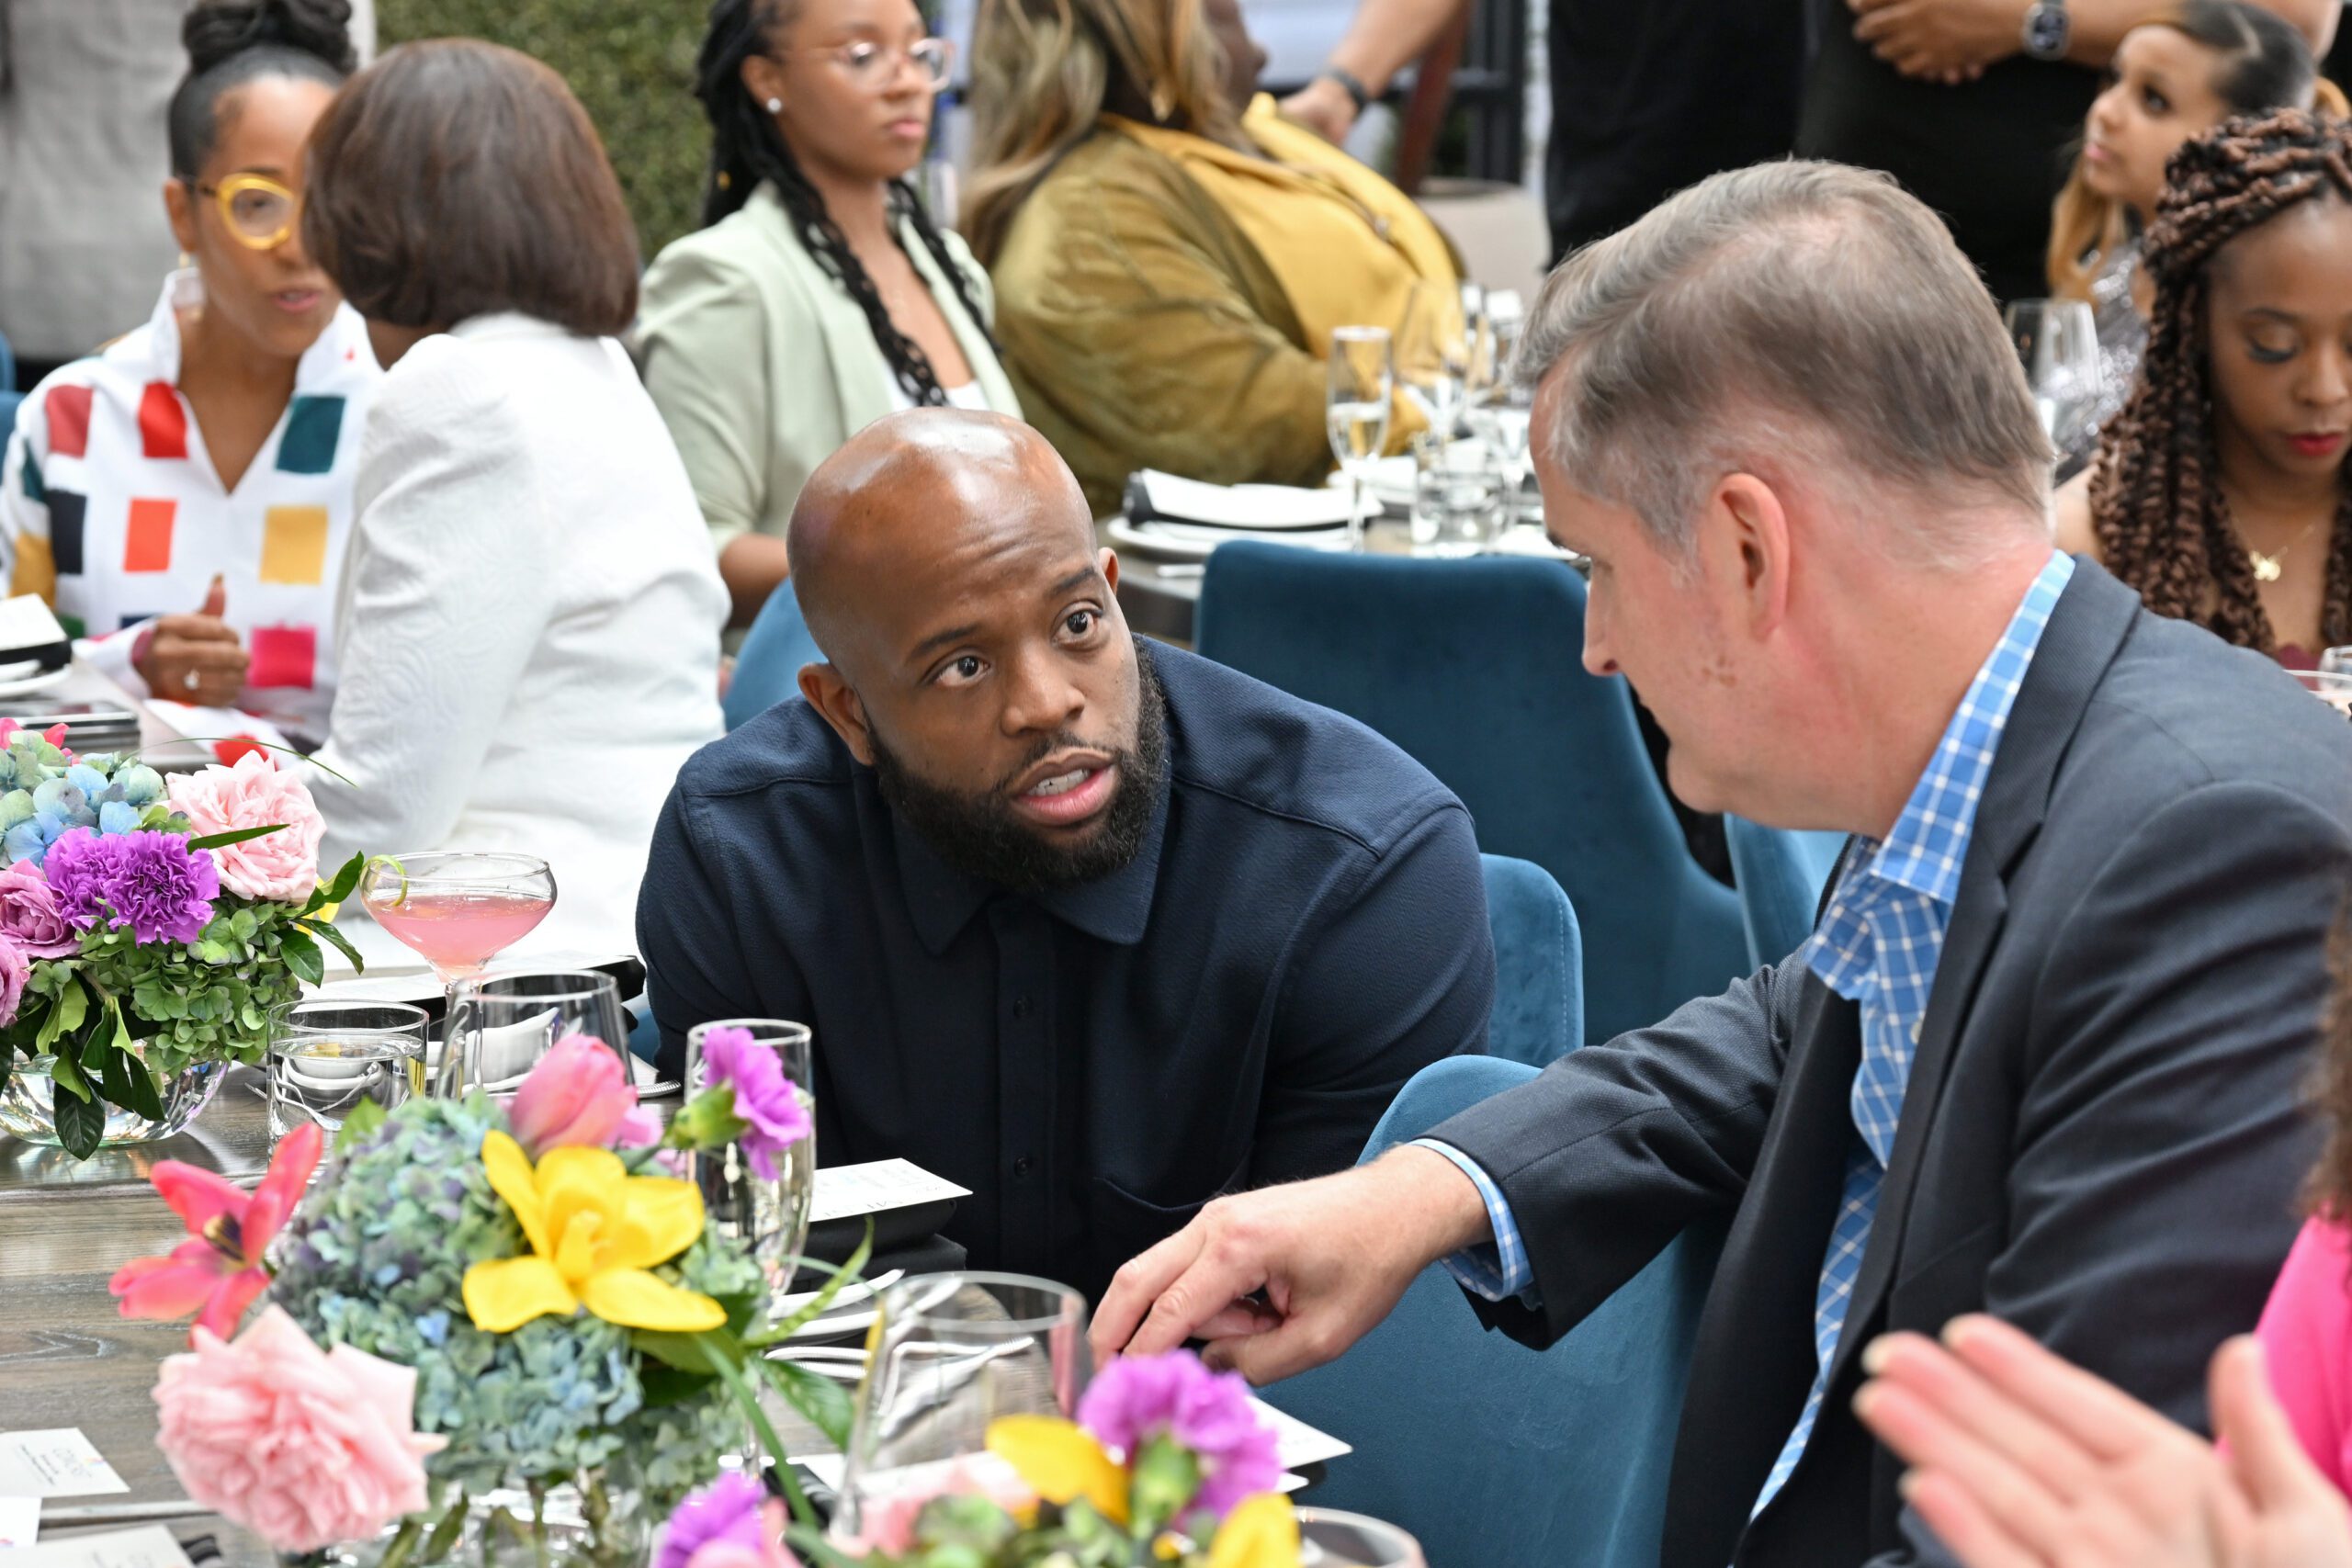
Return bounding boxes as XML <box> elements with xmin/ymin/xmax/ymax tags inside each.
<box><xmin>766</xmin><ymin>96</ymin><xmax>783</xmax><ymax>112</ymax></box>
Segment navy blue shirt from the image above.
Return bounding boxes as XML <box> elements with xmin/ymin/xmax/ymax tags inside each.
<box><xmin>638</xmin><ymin>642</ymin><xmax>1494</xmax><ymax>1303</ymax></box>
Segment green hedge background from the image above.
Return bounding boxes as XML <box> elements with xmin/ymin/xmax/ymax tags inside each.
<box><xmin>377</xmin><ymin>1</ymin><xmax>713</xmax><ymax>258</ymax></box>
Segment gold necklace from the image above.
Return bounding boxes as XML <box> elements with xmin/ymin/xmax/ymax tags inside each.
<box><xmin>2241</xmin><ymin>513</ymin><xmax>2326</xmax><ymax>582</ymax></box>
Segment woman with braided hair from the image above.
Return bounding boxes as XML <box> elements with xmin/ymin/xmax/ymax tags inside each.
<box><xmin>637</xmin><ymin>0</ymin><xmax>1020</xmax><ymax>630</ymax></box>
<box><xmin>2055</xmin><ymin>107</ymin><xmax>2352</xmax><ymax>665</ymax></box>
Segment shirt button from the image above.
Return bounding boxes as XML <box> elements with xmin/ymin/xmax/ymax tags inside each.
<box><xmin>1012</xmin><ymin>995</ymin><xmax>1032</xmax><ymax>1021</ymax></box>
<box><xmin>1012</xmin><ymin>1156</ymin><xmax>1035</xmax><ymax>1179</ymax></box>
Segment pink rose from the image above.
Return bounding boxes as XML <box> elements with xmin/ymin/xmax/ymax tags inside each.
<box><xmin>153</xmin><ymin>1304</ymin><xmax>445</xmax><ymax>1552</ymax></box>
<box><xmin>837</xmin><ymin>1455</ymin><xmax>1034</xmax><ymax>1556</ymax></box>
<box><xmin>165</xmin><ymin>753</ymin><xmax>324</xmax><ymax>903</ymax></box>
<box><xmin>0</xmin><ymin>937</ymin><xmax>26</xmax><ymax>1027</ymax></box>
<box><xmin>0</xmin><ymin>862</ymin><xmax>79</xmax><ymax>958</ymax></box>
<box><xmin>508</xmin><ymin>1032</ymin><xmax>639</xmax><ymax>1156</ymax></box>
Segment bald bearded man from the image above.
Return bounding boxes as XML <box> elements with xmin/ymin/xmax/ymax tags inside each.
<box><xmin>636</xmin><ymin>411</ymin><xmax>1494</xmax><ymax>1301</ymax></box>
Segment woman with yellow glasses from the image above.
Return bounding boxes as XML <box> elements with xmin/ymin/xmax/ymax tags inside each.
<box><xmin>0</xmin><ymin>0</ymin><xmax>378</xmax><ymax>748</ymax></box>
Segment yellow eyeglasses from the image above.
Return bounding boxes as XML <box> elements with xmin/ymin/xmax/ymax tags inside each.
<box><xmin>190</xmin><ymin>173</ymin><xmax>300</xmax><ymax>251</ymax></box>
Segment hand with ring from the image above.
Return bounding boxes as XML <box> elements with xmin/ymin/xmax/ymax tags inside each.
<box><xmin>136</xmin><ymin>576</ymin><xmax>249</xmax><ymax>708</ymax></box>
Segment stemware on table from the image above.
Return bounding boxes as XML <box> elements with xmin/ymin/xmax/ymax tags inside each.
<box><xmin>833</xmin><ymin>1272</ymin><xmax>1090</xmax><ymax>1543</ymax></box>
<box><xmin>1327</xmin><ymin>327</ymin><xmax>1396</xmax><ymax>553</ymax></box>
<box><xmin>358</xmin><ymin>851</ymin><xmax>557</xmax><ymax>984</ymax></box>
<box><xmin>437</xmin><ymin>969</ymin><xmax>632</xmax><ymax>1100</ymax></box>
<box><xmin>685</xmin><ymin>1017</ymin><xmax>817</xmax><ymax>1321</ymax></box>
<box><xmin>2292</xmin><ymin>668</ymin><xmax>2352</xmax><ymax>718</ymax></box>
<box><xmin>2002</xmin><ymin>299</ymin><xmax>2102</xmax><ymax>461</ymax></box>
<box><xmin>1295</xmin><ymin>1507</ymin><xmax>1430</xmax><ymax>1567</ymax></box>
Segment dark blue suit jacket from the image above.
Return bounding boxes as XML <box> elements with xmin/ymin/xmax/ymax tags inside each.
<box><xmin>1435</xmin><ymin>559</ymin><xmax>2352</xmax><ymax>1567</ymax></box>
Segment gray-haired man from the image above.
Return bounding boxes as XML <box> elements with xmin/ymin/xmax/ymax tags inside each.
<box><xmin>1091</xmin><ymin>160</ymin><xmax>2352</xmax><ymax>1568</ymax></box>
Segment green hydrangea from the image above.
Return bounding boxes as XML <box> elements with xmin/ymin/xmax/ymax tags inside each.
<box><xmin>270</xmin><ymin>1096</ymin><xmax>756</xmax><ymax>1506</ymax></box>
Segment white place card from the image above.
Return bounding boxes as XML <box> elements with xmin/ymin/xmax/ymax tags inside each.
<box><xmin>0</xmin><ymin>1435</ymin><xmax>126</xmax><ymax>1501</ymax></box>
<box><xmin>1</xmin><ymin>1526</ymin><xmax>192</xmax><ymax>1568</ymax></box>
<box><xmin>808</xmin><ymin>1159</ymin><xmax>972</xmax><ymax>1225</ymax></box>
<box><xmin>0</xmin><ymin>1496</ymin><xmax>38</xmax><ymax>1549</ymax></box>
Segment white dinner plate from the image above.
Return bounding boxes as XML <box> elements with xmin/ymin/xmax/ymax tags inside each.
<box><xmin>1107</xmin><ymin>516</ymin><xmax>1352</xmax><ymax>564</ymax></box>
<box><xmin>0</xmin><ymin>668</ymin><xmax>72</xmax><ymax>703</ymax></box>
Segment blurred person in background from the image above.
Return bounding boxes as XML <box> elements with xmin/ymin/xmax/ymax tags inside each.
<box><xmin>2043</xmin><ymin>0</ymin><xmax>2337</xmax><ymax>469</ymax></box>
<box><xmin>0</xmin><ymin>0</ymin><xmax>377</xmax><ymax>748</ymax></box>
<box><xmin>636</xmin><ymin>0</ymin><xmax>1019</xmax><ymax>636</ymax></box>
<box><xmin>963</xmin><ymin>0</ymin><xmax>1458</xmax><ymax>516</ymax></box>
<box><xmin>2055</xmin><ymin>108</ymin><xmax>2352</xmax><ymax>667</ymax></box>
<box><xmin>299</xmin><ymin>39</ymin><xmax>728</xmax><ymax>959</ymax></box>
<box><xmin>1279</xmin><ymin>0</ymin><xmax>1804</xmax><ymax>264</ymax></box>
<box><xmin>1797</xmin><ymin>0</ymin><xmax>2333</xmax><ymax>307</ymax></box>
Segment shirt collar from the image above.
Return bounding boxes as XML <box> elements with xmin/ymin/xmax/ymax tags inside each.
<box><xmin>894</xmin><ymin>756</ymin><xmax>1172</xmax><ymax>955</ymax></box>
<box><xmin>144</xmin><ymin>267</ymin><xmax>377</xmax><ymax>388</ymax></box>
<box><xmin>1855</xmin><ymin>549</ymin><xmax>2075</xmax><ymax>909</ymax></box>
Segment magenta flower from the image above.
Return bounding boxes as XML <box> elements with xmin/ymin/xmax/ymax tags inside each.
<box><xmin>657</xmin><ymin>1472</ymin><xmax>797</xmax><ymax>1568</ymax></box>
<box><xmin>1078</xmin><ymin>1350</ymin><xmax>1283</xmax><ymax>1516</ymax></box>
<box><xmin>0</xmin><ymin>862</ymin><xmax>78</xmax><ymax>957</ymax></box>
<box><xmin>698</xmin><ymin>1026</ymin><xmax>811</xmax><ymax>1181</ymax></box>
<box><xmin>507</xmin><ymin>1032</ymin><xmax>639</xmax><ymax>1156</ymax></box>
<box><xmin>44</xmin><ymin>828</ymin><xmax>218</xmax><ymax>945</ymax></box>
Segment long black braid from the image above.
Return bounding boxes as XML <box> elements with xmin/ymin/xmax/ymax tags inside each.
<box><xmin>695</xmin><ymin>0</ymin><xmax>999</xmax><ymax>407</ymax></box>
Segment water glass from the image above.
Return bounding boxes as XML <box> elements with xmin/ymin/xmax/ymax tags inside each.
<box><xmin>835</xmin><ymin>1273</ymin><xmax>1090</xmax><ymax>1543</ymax></box>
<box><xmin>439</xmin><ymin>969</ymin><xmax>631</xmax><ymax>1099</ymax></box>
<box><xmin>2319</xmin><ymin>646</ymin><xmax>2352</xmax><ymax>675</ymax></box>
<box><xmin>1327</xmin><ymin>327</ymin><xmax>1395</xmax><ymax>552</ymax></box>
<box><xmin>266</xmin><ymin>999</ymin><xmax>429</xmax><ymax>1151</ymax></box>
<box><xmin>2292</xmin><ymin>669</ymin><xmax>2352</xmax><ymax>717</ymax></box>
<box><xmin>685</xmin><ymin>1018</ymin><xmax>816</xmax><ymax>1317</ymax></box>
<box><xmin>1296</xmin><ymin>1508</ymin><xmax>1429</xmax><ymax>1568</ymax></box>
<box><xmin>1409</xmin><ymin>434</ymin><xmax>1504</xmax><ymax>556</ymax></box>
<box><xmin>2003</xmin><ymin>299</ymin><xmax>2101</xmax><ymax>460</ymax></box>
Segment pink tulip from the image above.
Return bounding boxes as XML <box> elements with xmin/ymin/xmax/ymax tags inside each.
<box><xmin>508</xmin><ymin>1032</ymin><xmax>639</xmax><ymax>1156</ymax></box>
<box><xmin>109</xmin><ymin>1121</ymin><xmax>323</xmax><ymax>1342</ymax></box>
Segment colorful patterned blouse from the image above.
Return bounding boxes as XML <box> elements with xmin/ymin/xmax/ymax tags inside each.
<box><xmin>0</xmin><ymin>270</ymin><xmax>380</xmax><ymax>740</ymax></box>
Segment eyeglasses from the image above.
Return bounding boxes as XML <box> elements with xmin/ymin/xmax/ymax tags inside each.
<box><xmin>772</xmin><ymin>35</ymin><xmax>955</xmax><ymax>90</ymax></box>
<box><xmin>189</xmin><ymin>173</ymin><xmax>300</xmax><ymax>250</ymax></box>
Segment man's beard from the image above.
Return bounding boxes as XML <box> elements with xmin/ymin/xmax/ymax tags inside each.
<box><xmin>870</xmin><ymin>640</ymin><xmax>1169</xmax><ymax>897</ymax></box>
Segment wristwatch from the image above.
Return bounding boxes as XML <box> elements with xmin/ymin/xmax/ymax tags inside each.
<box><xmin>2020</xmin><ymin>0</ymin><xmax>2070</xmax><ymax>62</ymax></box>
<box><xmin>1318</xmin><ymin>67</ymin><xmax>1372</xmax><ymax>115</ymax></box>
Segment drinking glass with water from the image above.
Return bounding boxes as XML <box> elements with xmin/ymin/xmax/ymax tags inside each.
<box><xmin>266</xmin><ymin>998</ymin><xmax>431</xmax><ymax>1152</ymax></box>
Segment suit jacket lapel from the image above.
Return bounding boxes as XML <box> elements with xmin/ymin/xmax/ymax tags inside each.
<box><xmin>1820</xmin><ymin>559</ymin><xmax>2143</xmax><ymax>1390</ymax></box>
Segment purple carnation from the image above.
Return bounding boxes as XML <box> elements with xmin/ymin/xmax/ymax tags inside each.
<box><xmin>656</xmin><ymin>1472</ymin><xmax>768</xmax><ymax>1568</ymax></box>
<box><xmin>0</xmin><ymin>861</ymin><xmax>79</xmax><ymax>958</ymax></box>
<box><xmin>700</xmin><ymin>1025</ymin><xmax>812</xmax><ymax>1181</ymax></box>
<box><xmin>44</xmin><ymin>828</ymin><xmax>219</xmax><ymax>946</ymax></box>
<box><xmin>1078</xmin><ymin>1350</ymin><xmax>1283</xmax><ymax>1516</ymax></box>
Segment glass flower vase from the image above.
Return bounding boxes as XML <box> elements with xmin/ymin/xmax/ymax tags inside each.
<box><xmin>690</xmin><ymin>1134</ymin><xmax>816</xmax><ymax>1323</ymax></box>
<box><xmin>0</xmin><ymin>1053</ymin><xmax>228</xmax><ymax>1147</ymax></box>
<box><xmin>291</xmin><ymin>1471</ymin><xmax>650</xmax><ymax>1568</ymax></box>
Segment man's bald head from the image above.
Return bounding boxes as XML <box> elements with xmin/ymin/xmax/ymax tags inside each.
<box><xmin>787</xmin><ymin>410</ymin><xmax>1092</xmax><ymax>670</ymax></box>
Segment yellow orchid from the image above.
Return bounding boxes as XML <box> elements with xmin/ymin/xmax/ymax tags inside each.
<box><xmin>1204</xmin><ymin>1494</ymin><xmax>1301</xmax><ymax>1568</ymax></box>
<box><xmin>985</xmin><ymin>1415</ymin><xmax>1132</xmax><ymax>1525</ymax></box>
<box><xmin>460</xmin><ymin>1130</ymin><xmax>727</xmax><ymax>1335</ymax></box>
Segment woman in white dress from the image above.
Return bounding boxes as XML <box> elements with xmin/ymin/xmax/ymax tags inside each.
<box><xmin>298</xmin><ymin>39</ymin><xmax>729</xmax><ymax>960</ymax></box>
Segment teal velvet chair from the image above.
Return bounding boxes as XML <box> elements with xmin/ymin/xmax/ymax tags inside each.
<box><xmin>1725</xmin><ymin>818</ymin><xmax>1849</xmax><ymax>969</ymax></box>
<box><xmin>1265</xmin><ymin>1055</ymin><xmax>1724</xmax><ymax>1568</ymax></box>
<box><xmin>1197</xmin><ymin>543</ymin><xmax>1748</xmax><ymax>1042</ymax></box>
<box><xmin>723</xmin><ymin>579</ymin><xmax>824</xmax><ymax>731</ymax></box>
<box><xmin>1478</xmin><ymin>853</ymin><xmax>1580</xmax><ymax>1066</ymax></box>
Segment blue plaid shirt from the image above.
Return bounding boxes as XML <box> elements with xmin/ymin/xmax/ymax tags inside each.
<box><xmin>1419</xmin><ymin>550</ymin><xmax>2075</xmax><ymax>1499</ymax></box>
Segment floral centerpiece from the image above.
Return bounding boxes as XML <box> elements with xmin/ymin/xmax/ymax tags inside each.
<box><xmin>0</xmin><ymin>730</ymin><xmax>364</xmax><ymax>1156</ymax></box>
<box><xmin>110</xmin><ymin>1031</ymin><xmax>845</xmax><ymax>1568</ymax></box>
<box><xmin>653</xmin><ymin>1349</ymin><xmax>1301</xmax><ymax>1568</ymax></box>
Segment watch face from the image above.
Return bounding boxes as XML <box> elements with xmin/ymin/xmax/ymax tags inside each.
<box><xmin>2025</xmin><ymin>3</ymin><xmax>2069</xmax><ymax>57</ymax></box>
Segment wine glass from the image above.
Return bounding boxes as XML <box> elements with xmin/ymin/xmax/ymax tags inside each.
<box><xmin>1396</xmin><ymin>280</ymin><xmax>1478</xmax><ymax>443</ymax></box>
<box><xmin>438</xmin><ymin>969</ymin><xmax>631</xmax><ymax>1099</ymax></box>
<box><xmin>2291</xmin><ymin>669</ymin><xmax>2352</xmax><ymax>718</ymax></box>
<box><xmin>834</xmin><ymin>1273</ymin><xmax>1090</xmax><ymax>1544</ymax></box>
<box><xmin>1295</xmin><ymin>1508</ymin><xmax>1429</xmax><ymax>1567</ymax></box>
<box><xmin>2003</xmin><ymin>299</ymin><xmax>2102</xmax><ymax>462</ymax></box>
<box><xmin>358</xmin><ymin>851</ymin><xmax>557</xmax><ymax>984</ymax></box>
<box><xmin>1328</xmin><ymin>326</ymin><xmax>1395</xmax><ymax>552</ymax></box>
<box><xmin>1466</xmin><ymin>308</ymin><xmax>1533</xmax><ymax>536</ymax></box>
<box><xmin>685</xmin><ymin>1018</ymin><xmax>817</xmax><ymax>1317</ymax></box>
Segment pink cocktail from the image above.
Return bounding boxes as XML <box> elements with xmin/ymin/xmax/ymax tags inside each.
<box><xmin>369</xmin><ymin>891</ymin><xmax>554</xmax><ymax>979</ymax></box>
<box><xmin>359</xmin><ymin>852</ymin><xmax>558</xmax><ymax>983</ymax></box>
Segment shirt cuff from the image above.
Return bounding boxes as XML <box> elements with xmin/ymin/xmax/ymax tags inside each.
<box><xmin>1408</xmin><ymin>1137</ymin><xmax>1536</xmax><ymax>1303</ymax></box>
